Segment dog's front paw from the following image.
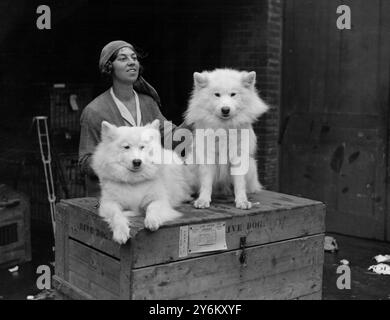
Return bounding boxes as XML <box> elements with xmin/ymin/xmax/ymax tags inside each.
<box><xmin>194</xmin><ymin>198</ymin><xmax>211</xmax><ymax>209</ymax></box>
<box><xmin>144</xmin><ymin>215</ymin><xmax>162</xmax><ymax>231</ymax></box>
<box><xmin>235</xmin><ymin>199</ymin><xmax>252</xmax><ymax>210</ymax></box>
<box><xmin>112</xmin><ymin>223</ymin><xmax>130</xmax><ymax>244</ymax></box>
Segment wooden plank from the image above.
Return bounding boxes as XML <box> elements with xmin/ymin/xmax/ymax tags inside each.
<box><xmin>0</xmin><ymin>241</ymin><xmax>25</xmax><ymax>255</ymax></box>
<box><xmin>132</xmin><ymin>203</ymin><xmax>325</xmax><ymax>268</ymax></box>
<box><xmin>337</xmin><ymin>0</ymin><xmax>381</xmax><ymax>115</ymax></box>
<box><xmin>0</xmin><ymin>249</ymin><xmax>25</xmax><ymax>268</ymax></box>
<box><xmin>379</xmin><ymin>0</ymin><xmax>390</xmax><ymax>242</ymax></box>
<box><xmin>119</xmin><ymin>240</ymin><xmax>133</xmax><ymax>300</ymax></box>
<box><xmin>283</xmin><ymin>0</ymin><xmax>332</xmax><ymax>114</ymax></box>
<box><xmin>131</xmin><ymin>234</ymin><xmax>324</xmax><ymax>300</ymax></box>
<box><xmin>90</xmin><ymin>281</ymin><xmax>119</xmax><ymax>300</ymax></box>
<box><xmin>68</xmin><ymin>239</ymin><xmax>120</xmax><ymax>297</ymax></box>
<box><xmin>52</xmin><ymin>275</ymin><xmax>93</xmax><ymax>300</ymax></box>
<box><xmin>68</xmin><ymin>271</ymin><xmax>119</xmax><ymax>300</ymax></box>
<box><xmin>62</xmin><ymin>199</ymin><xmax>121</xmax><ymax>259</ymax></box>
<box><xmin>23</xmin><ymin>198</ymin><xmax>31</xmax><ymax>262</ymax></box>
<box><xmin>327</xmin><ymin>210</ymin><xmax>383</xmax><ymax>242</ymax></box>
<box><xmin>16</xmin><ymin>217</ymin><xmax>23</xmax><ymax>255</ymax></box>
<box><xmin>283</xmin><ymin>115</ymin><xmax>384</xmax><ymax>145</ymax></box>
<box><xmin>0</xmin><ymin>207</ymin><xmax>24</xmax><ymax>223</ymax></box>
<box><xmin>295</xmin><ymin>291</ymin><xmax>322</xmax><ymax>300</ymax></box>
<box><xmin>184</xmin><ymin>265</ymin><xmax>323</xmax><ymax>300</ymax></box>
<box><xmin>64</xmin><ymin>191</ymin><xmax>323</xmax><ymax>227</ymax></box>
<box><xmin>68</xmin><ymin>270</ymin><xmax>96</xmax><ymax>298</ymax></box>
<box><xmin>55</xmin><ymin>203</ymin><xmax>69</xmax><ymax>280</ymax></box>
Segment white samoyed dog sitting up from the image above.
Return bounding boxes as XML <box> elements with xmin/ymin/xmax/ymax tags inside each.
<box><xmin>92</xmin><ymin>119</ymin><xmax>193</xmax><ymax>244</ymax></box>
<box><xmin>185</xmin><ymin>68</ymin><xmax>269</xmax><ymax>210</ymax></box>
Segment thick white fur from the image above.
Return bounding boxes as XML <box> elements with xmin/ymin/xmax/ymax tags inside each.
<box><xmin>184</xmin><ymin>68</ymin><xmax>269</xmax><ymax>210</ymax></box>
<box><xmin>92</xmin><ymin>120</ymin><xmax>193</xmax><ymax>244</ymax></box>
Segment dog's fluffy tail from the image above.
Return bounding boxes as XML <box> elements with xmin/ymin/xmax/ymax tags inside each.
<box><xmin>247</xmin><ymin>178</ymin><xmax>263</xmax><ymax>193</ymax></box>
<box><xmin>246</xmin><ymin>158</ymin><xmax>264</xmax><ymax>193</ymax></box>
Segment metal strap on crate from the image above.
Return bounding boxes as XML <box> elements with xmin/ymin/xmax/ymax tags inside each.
<box><xmin>33</xmin><ymin>116</ymin><xmax>56</xmax><ymax>236</ymax></box>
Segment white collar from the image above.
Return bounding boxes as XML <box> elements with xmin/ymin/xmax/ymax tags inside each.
<box><xmin>110</xmin><ymin>87</ymin><xmax>142</xmax><ymax>126</ymax></box>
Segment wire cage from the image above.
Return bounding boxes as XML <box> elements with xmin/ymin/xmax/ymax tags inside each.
<box><xmin>49</xmin><ymin>84</ymin><xmax>94</xmax><ymax>137</ymax></box>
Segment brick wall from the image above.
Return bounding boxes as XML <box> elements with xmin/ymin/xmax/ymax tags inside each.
<box><xmin>220</xmin><ymin>0</ymin><xmax>283</xmax><ymax>191</ymax></box>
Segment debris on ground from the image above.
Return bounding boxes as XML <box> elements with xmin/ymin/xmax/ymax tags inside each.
<box><xmin>324</xmin><ymin>236</ymin><xmax>339</xmax><ymax>252</ymax></box>
<box><xmin>25</xmin><ymin>290</ymin><xmax>56</xmax><ymax>300</ymax></box>
<box><xmin>33</xmin><ymin>290</ymin><xmax>56</xmax><ymax>300</ymax></box>
<box><xmin>374</xmin><ymin>255</ymin><xmax>390</xmax><ymax>264</ymax></box>
<box><xmin>8</xmin><ymin>265</ymin><xmax>19</xmax><ymax>273</ymax></box>
<box><xmin>368</xmin><ymin>263</ymin><xmax>390</xmax><ymax>275</ymax></box>
<box><xmin>340</xmin><ymin>259</ymin><xmax>349</xmax><ymax>265</ymax></box>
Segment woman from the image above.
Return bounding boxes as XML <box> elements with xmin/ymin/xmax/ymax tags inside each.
<box><xmin>79</xmin><ymin>40</ymin><xmax>188</xmax><ymax>196</ymax></box>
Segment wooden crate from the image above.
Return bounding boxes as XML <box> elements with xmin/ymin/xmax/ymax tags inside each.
<box><xmin>0</xmin><ymin>184</ymin><xmax>32</xmax><ymax>268</ymax></box>
<box><xmin>53</xmin><ymin>190</ymin><xmax>325</xmax><ymax>300</ymax></box>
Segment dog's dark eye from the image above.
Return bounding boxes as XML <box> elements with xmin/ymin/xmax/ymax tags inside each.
<box><xmin>140</xmin><ymin>146</ymin><xmax>145</xmax><ymax>150</ymax></box>
<box><xmin>123</xmin><ymin>145</ymin><xmax>130</xmax><ymax>150</ymax></box>
<box><xmin>214</xmin><ymin>93</ymin><xmax>220</xmax><ymax>97</ymax></box>
<box><xmin>231</xmin><ymin>93</ymin><xmax>236</xmax><ymax>97</ymax></box>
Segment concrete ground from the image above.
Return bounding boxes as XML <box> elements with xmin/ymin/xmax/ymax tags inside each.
<box><xmin>1</xmin><ymin>230</ymin><xmax>389</xmax><ymax>300</ymax></box>
<box><xmin>323</xmin><ymin>233</ymin><xmax>390</xmax><ymax>300</ymax></box>
<box><xmin>0</xmin><ymin>224</ymin><xmax>54</xmax><ymax>300</ymax></box>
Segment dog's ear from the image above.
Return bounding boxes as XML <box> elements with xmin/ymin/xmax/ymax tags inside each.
<box><xmin>242</xmin><ymin>71</ymin><xmax>256</xmax><ymax>89</ymax></box>
<box><xmin>194</xmin><ymin>72</ymin><xmax>208</xmax><ymax>88</ymax></box>
<box><xmin>149</xmin><ymin>119</ymin><xmax>160</xmax><ymax>131</ymax></box>
<box><xmin>143</xmin><ymin>120</ymin><xmax>161</xmax><ymax>143</ymax></box>
<box><xmin>101</xmin><ymin>121</ymin><xmax>117</xmax><ymax>141</ymax></box>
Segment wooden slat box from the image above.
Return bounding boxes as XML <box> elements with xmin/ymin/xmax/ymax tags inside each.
<box><xmin>53</xmin><ymin>190</ymin><xmax>325</xmax><ymax>300</ymax></box>
<box><xmin>0</xmin><ymin>185</ymin><xmax>32</xmax><ymax>268</ymax></box>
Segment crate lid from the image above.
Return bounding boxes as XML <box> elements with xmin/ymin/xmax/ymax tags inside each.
<box><xmin>57</xmin><ymin>191</ymin><xmax>325</xmax><ymax>268</ymax></box>
<box><xmin>0</xmin><ymin>184</ymin><xmax>25</xmax><ymax>211</ymax></box>
<box><xmin>61</xmin><ymin>190</ymin><xmax>323</xmax><ymax>226</ymax></box>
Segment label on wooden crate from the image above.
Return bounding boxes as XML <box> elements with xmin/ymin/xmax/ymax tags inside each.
<box><xmin>179</xmin><ymin>222</ymin><xmax>227</xmax><ymax>257</ymax></box>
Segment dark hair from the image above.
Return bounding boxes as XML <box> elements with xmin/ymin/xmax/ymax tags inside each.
<box><xmin>101</xmin><ymin>45</ymin><xmax>147</xmax><ymax>79</ymax></box>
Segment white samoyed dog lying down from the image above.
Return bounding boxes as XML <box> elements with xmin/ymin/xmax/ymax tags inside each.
<box><xmin>92</xmin><ymin>119</ymin><xmax>194</xmax><ymax>244</ymax></box>
<box><xmin>184</xmin><ymin>68</ymin><xmax>269</xmax><ymax>210</ymax></box>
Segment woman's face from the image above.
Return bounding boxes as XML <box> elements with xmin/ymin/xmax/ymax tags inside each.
<box><xmin>111</xmin><ymin>47</ymin><xmax>140</xmax><ymax>84</ymax></box>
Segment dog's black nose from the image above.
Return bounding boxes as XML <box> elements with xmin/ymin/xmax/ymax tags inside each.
<box><xmin>221</xmin><ymin>107</ymin><xmax>230</xmax><ymax>115</ymax></box>
<box><xmin>132</xmin><ymin>159</ymin><xmax>142</xmax><ymax>168</ymax></box>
